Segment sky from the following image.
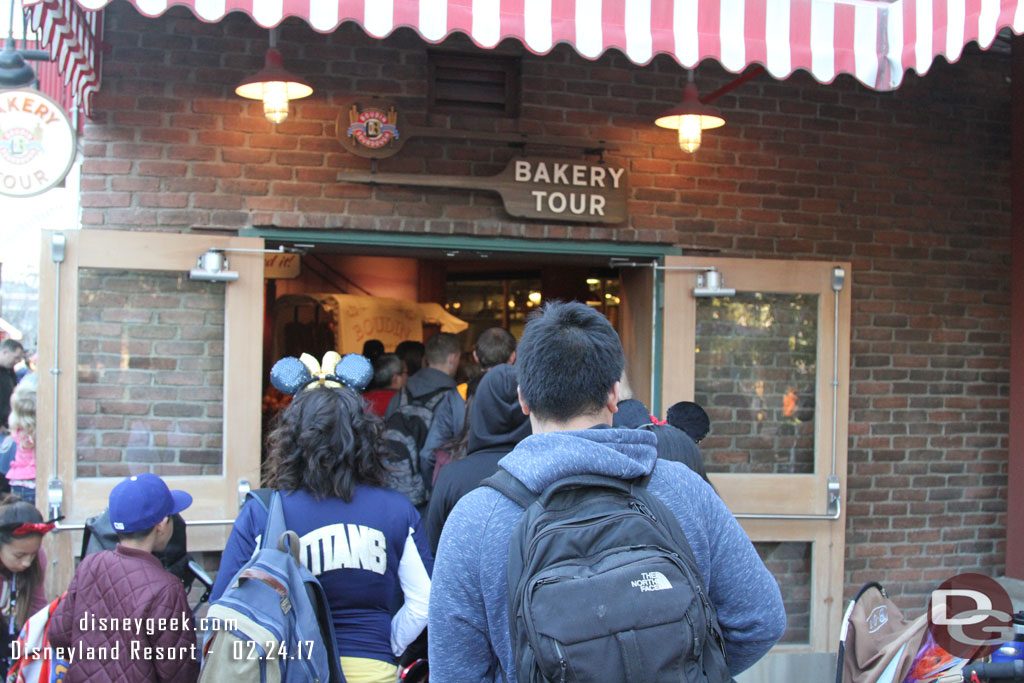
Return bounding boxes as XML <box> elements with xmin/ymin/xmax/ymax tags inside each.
<box><xmin>0</xmin><ymin>168</ymin><xmax>80</xmax><ymax>283</ymax></box>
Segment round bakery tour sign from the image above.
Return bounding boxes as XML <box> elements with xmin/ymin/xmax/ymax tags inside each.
<box><xmin>0</xmin><ymin>89</ymin><xmax>76</xmax><ymax>198</ymax></box>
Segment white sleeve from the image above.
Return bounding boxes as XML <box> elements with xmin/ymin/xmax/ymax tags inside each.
<box><xmin>391</xmin><ymin>527</ymin><xmax>432</xmax><ymax>656</ymax></box>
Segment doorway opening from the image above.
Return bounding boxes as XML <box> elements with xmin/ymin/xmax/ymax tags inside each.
<box><xmin>258</xmin><ymin>239</ymin><xmax>642</xmax><ymax>439</ymax></box>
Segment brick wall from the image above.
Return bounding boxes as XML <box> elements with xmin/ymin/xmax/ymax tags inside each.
<box><xmin>80</xmin><ymin>4</ymin><xmax>1013</xmax><ymax>613</ymax></box>
<box><xmin>695</xmin><ymin>292</ymin><xmax>818</xmax><ymax>475</ymax></box>
<box><xmin>77</xmin><ymin>269</ymin><xmax>225</xmax><ymax>477</ymax></box>
<box><xmin>755</xmin><ymin>542</ymin><xmax>812</xmax><ymax>644</ymax></box>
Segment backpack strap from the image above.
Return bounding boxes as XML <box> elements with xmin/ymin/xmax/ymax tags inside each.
<box><xmin>245</xmin><ymin>488</ymin><xmax>273</xmax><ymax>512</ymax></box>
<box><xmin>261</xmin><ymin>490</ymin><xmax>289</xmax><ymax>551</ymax></box>
<box><xmin>415</xmin><ymin>385</ymin><xmax>452</xmax><ymax>413</ymax></box>
<box><xmin>480</xmin><ymin>469</ymin><xmax>537</xmax><ymax>510</ymax></box>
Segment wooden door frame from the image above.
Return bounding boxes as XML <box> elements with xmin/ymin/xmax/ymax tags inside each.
<box><xmin>37</xmin><ymin>230</ymin><xmax>265</xmax><ymax>594</ymax></box>
<box><xmin>660</xmin><ymin>255</ymin><xmax>852</xmax><ymax>653</ymax></box>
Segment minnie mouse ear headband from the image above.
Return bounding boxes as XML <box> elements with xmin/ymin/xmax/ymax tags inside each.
<box><xmin>270</xmin><ymin>351</ymin><xmax>373</xmax><ymax>395</ymax></box>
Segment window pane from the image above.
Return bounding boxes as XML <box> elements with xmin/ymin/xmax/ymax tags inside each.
<box><xmin>76</xmin><ymin>269</ymin><xmax>225</xmax><ymax>478</ymax></box>
<box><xmin>754</xmin><ymin>541</ymin><xmax>812</xmax><ymax>645</ymax></box>
<box><xmin>695</xmin><ymin>293</ymin><xmax>818</xmax><ymax>474</ymax></box>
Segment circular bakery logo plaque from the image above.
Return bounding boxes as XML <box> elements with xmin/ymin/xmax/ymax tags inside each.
<box><xmin>0</xmin><ymin>89</ymin><xmax>76</xmax><ymax>198</ymax></box>
<box><xmin>337</xmin><ymin>99</ymin><xmax>406</xmax><ymax>159</ymax></box>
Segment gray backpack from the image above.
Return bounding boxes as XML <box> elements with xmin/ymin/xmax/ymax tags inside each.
<box><xmin>382</xmin><ymin>386</ymin><xmax>449</xmax><ymax>506</ymax></box>
<box><xmin>482</xmin><ymin>469</ymin><xmax>733</xmax><ymax>683</ymax></box>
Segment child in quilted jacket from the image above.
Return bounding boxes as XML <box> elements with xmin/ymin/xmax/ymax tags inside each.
<box><xmin>49</xmin><ymin>473</ymin><xmax>199</xmax><ymax>683</ymax></box>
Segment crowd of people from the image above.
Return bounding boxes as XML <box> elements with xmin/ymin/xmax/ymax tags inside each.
<box><xmin>0</xmin><ymin>306</ymin><xmax>786</xmax><ymax>682</ymax></box>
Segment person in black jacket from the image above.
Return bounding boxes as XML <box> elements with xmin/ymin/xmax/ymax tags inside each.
<box><xmin>0</xmin><ymin>340</ymin><xmax>23</xmax><ymax>431</ymax></box>
<box><xmin>424</xmin><ymin>364</ymin><xmax>530</xmax><ymax>552</ymax></box>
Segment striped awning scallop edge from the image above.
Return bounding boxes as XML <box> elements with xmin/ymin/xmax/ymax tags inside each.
<box><xmin>21</xmin><ymin>0</ymin><xmax>1024</xmax><ymax>118</ymax></box>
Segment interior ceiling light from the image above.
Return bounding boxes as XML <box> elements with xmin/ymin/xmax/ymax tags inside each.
<box><xmin>235</xmin><ymin>28</ymin><xmax>312</xmax><ymax>125</ymax></box>
<box><xmin>654</xmin><ymin>70</ymin><xmax>725</xmax><ymax>154</ymax></box>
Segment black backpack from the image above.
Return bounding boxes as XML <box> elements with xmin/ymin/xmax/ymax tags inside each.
<box><xmin>482</xmin><ymin>469</ymin><xmax>733</xmax><ymax>683</ymax></box>
<box><xmin>382</xmin><ymin>385</ymin><xmax>450</xmax><ymax>506</ymax></box>
<box><xmin>81</xmin><ymin>509</ymin><xmax>193</xmax><ymax>588</ymax></box>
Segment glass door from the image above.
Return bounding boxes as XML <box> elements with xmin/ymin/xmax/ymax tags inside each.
<box><xmin>36</xmin><ymin>230</ymin><xmax>265</xmax><ymax>594</ymax></box>
<box><xmin>660</xmin><ymin>256</ymin><xmax>851</xmax><ymax>653</ymax></box>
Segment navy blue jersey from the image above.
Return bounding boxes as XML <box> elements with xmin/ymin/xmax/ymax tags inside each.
<box><xmin>212</xmin><ymin>486</ymin><xmax>433</xmax><ymax>663</ymax></box>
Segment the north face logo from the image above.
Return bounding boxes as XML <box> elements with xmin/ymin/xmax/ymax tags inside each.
<box><xmin>631</xmin><ymin>571</ymin><xmax>673</xmax><ymax>592</ymax></box>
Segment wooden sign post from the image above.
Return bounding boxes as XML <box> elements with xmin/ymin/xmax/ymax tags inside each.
<box><xmin>338</xmin><ymin>157</ymin><xmax>628</xmax><ymax>224</ymax></box>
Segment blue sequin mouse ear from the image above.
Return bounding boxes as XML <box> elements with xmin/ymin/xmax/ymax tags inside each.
<box><xmin>270</xmin><ymin>356</ymin><xmax>313</xmax><ymax>395</ymax></box>
<box><xmin>336</xmin><ymin>353</ymin><xmax>373</xmax><ymax>392</ymax></box>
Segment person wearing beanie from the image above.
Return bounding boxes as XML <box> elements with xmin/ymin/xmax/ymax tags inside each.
<box><xmin>424</xmin><ymin>364</ymin><xmax>531</xmax><ymax>552</ymax></box>
<box><xmin>49</xmin><ymin>474</ymin><xmax>199</xmax><ymax>683</ymax></box>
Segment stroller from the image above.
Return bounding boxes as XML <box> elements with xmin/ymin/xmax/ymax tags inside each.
<box><xmin>80</xmin><ymin>508</ymin><xmax>214</xmax><ymax>615</ymax></box>
<box><xmin>836</xmin><ymin>582</ymin><xmax>1024</xmax><ymax>683</ymax></box>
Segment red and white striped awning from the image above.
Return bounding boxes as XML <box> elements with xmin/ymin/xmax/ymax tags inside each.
<box><xmin>22</xmin><ymin>0</ymin><xmax>1024</xmax><ymax>118</ymax></box>
<box><xmin>24</xmin><ymin>0</ymin><xmax>101</xmax><ymax>117</ymax></box>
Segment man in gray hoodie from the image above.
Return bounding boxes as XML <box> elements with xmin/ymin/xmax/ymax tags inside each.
<box><xmin>428</xmin><ymin>301</ymin><xmax>786</xmax><ymax>681</ymax></box>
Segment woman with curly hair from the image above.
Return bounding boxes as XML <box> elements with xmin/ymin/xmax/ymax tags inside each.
<box><xmin>211</xmin><ymin>382</ymin><xmax>433</xmax><ymax>683</ymax></box>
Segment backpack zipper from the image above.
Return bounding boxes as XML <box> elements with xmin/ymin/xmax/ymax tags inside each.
<box><xmin>629</xmin><ymin>500</ymin><xmax>657</xmax><ymax>522</ymax></box>
<box><xmin>553</xmin><ymin>641</ymin><xmax>568</xmax><ymax>683</ymax></box>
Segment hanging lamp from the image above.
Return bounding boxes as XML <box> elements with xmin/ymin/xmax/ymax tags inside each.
<box><xmin>0</xmin><ymin>0</ymin><xmax>36</xmax><ymax>89</ymax></box>
<box><xmin>654</xmin><ymin>70</ymin><xmax>725</xmax><ymax>153</ymax></box>
<box><xmin>234</xmin><ymin>28</ymin><xmax>312</xmax><ymax>125</ymax></box>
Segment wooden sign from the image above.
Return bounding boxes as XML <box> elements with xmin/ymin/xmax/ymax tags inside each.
<box><xmin>265</xmin><ymin>252</ymin><xmax>301</xmax><ymax>279</ymax></box>
<box><xmin>338</xmin><ymin>157</ymin><xmax>627</xmax><ymax>224</ymax></box>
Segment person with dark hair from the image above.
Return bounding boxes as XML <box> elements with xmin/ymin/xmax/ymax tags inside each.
<box><xmin>428</xmin><ymin>301</ymin><xmax>785</xmax><ymax>681</ymax></box>
<box><xmin>0</xmin><ymin>339</ymin><xmax>24</xmax><ymax>430</ymax></box>
<box><xmin>212</xmin><ymin>383</ymin><xmax>432</xmax><ymax>683</ymax></box>
<box><xmin>362</xmin><ymin>338</ymin><xmax>385</xmax><ymax>363</ymax></box>
<box><xmin>363</xmin><ymin>353</ymin><xmax>407</xmax><ymax>417</ymax></box>
<box><xmin>418</xmin><ymin>328</ymin><xmax>516</xmax><ymax>489</ymax></box>
<box><xmin>0</xmin><ymin>495</ymin><xmax>48</xmax><ymax>672</ymax></box>
<box><xmin>424</xmin><ymin>363</ymin><xmax>530</xmax><ymax>553</ymax></box>
<box><xmin>394</xmin><ymin>340</ymin><xmax>426</xmax><ymax>377</ymax></box>
<box><xmin>49</xmin><ymin>474</ymin><xmax>198</xmax><ymax>682</ymax></box>
<box><xmin>382</xmin><ymin>333</ymin><xmax>463</xmax><ymax>505</ymax></box>
<box><xmin>666</xmin><ymin>400</ymin><xmax>712</xmax><ymax>443</ymax></box>
<box><xmin>612</xmin><ymin>389</ymin><xmax>713</xmax><ymax>486</ymax></box>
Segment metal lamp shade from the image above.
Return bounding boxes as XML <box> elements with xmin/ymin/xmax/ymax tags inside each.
<box><xmin>235</xmin><ymin>48</ymin><xmax>313</xmax><ymax>122</ymax></box>
<box><xmin>235</xmin><ymin>48</ymin><xmax>313</xmax><ymax>101</ymax></box>
<box><xmin>0</xmin><ymin>39</ymin><xmax>36</xmax><ymax>88</ymax></box>
<box><xmin>653</xmin><ymin>81</ymin><xmax>725</xmax><ymax>132</ymax></box>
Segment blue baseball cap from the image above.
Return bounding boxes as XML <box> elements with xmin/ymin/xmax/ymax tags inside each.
<box><xmin>109</xmin><ymin>473</ymin><xmax>192</xmax><ymax>533</ymax></box>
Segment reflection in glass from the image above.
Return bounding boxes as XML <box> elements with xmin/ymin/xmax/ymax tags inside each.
<box><xmin>695</xmin><ymin>292</ymin><xmax>818</xmax><ymax>474</ymax></box>
<box><xmin>754</xmin><ymin>541</ymin><xmax>812</xmax><ymax>644</ymax></box>
<box><xmin>76</xmin><ymin>269</ymin><xmax>226</xmax><ymax>478</ymax></box>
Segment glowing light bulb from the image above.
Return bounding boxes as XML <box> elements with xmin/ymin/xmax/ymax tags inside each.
<box><xmin>677</xmin><ymin>115</ymin><xmax>703</xmax><ymax>153</ymax></box>
<box><xmin>262</xmin><ymin>81</ymin><xmax>290</xmax><ymax>124</ymax></box>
